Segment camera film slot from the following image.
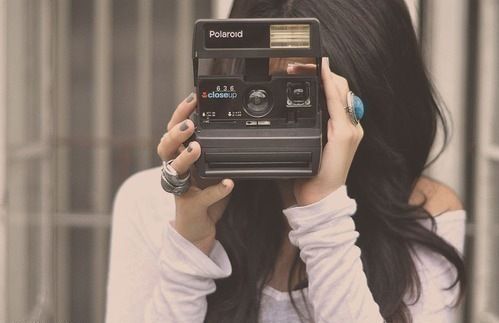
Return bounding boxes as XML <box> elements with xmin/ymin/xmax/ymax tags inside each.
<box><xmin>204</xmin><ymin>151</ymin><xmax>313</xmax><ymax>173</ymax></box>
<box><xmin>270</xmin><ymin>24</ymin><xmax>310</xmax><ymax>49</ymax></box>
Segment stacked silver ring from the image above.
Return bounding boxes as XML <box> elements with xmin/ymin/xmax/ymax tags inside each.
<box><xmin>160</xmin><ymin>159</ymin><xmax>191</xmax><ymax>196</ymax></box>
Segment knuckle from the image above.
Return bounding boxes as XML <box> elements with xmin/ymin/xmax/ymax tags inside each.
<box><xmin>164</xmin><ymin>133</ymin><xmax>180</xmax><ymax>149</ymax></box>
<box><xmin>336</xmin><ymin>125</ymin><xmax>355</xmax><ymax>142</ymax></box>
<box><xmin>327</xmin><ymin>127</ymin><xmax>334</xmax><ymax>141</ymax></box>
<box><xmin>336</xmin><ymin>74</ymin><xmax>347</xmax><ymax>85</ymax></box>
<box><xmin>325</xmin><ymin>69</ymin><xmax>334</xmax><ymax>80</ymax></box>
<box><xmin>327</xmin><ymin>119</ymin><xmax>334</xmax><ymax>133</ymax></box>
<box><xmin>333</xmin><ymin>74</ymin><xmax>349</xmax><ymax>93</ymax></box>
<box><xmin>175</xmin><ymin>101</ymin><xmax>183</xmax><ymax>112</ymax></box>
<box><xmin>159</xmin><ymin>131</ymin><xmax>183</xmax><ymax>159</ymax></box>
<box><xmin>168</xmin><ymin>129</ymin><xmax>184</xmax><ymax>146</ymax></box>
<box><xmin>349</xmin><ymin>126</ymin><xmax>357</xmax><ymax>139</ymax></box>
<box><xmin>357</xmin><ymin>126</ymin><xmax>364</xmax><ymax>139</ymax></box>
<box><xmin>334</xmin><ymin>120</ymin><xmax>348</xmax><ymax>132</ymax></box>
<box><xmin>341</xmin><ymin>77</ymin><xmax>349</xmax><ymax>88</ymax></box>
<box><xmin>156</xmin><ymin>143</ymin><xmax>163</xmax><ymax>158</ymax></box>
<box><xmin>340</xmin><ymin>82</ymin><xmax>349</xmax><ymax>94</ymax></box>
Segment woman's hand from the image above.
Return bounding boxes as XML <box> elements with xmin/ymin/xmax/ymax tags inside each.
<box><xmin>157</xmin><ymin>93</ymin><xmax>235</xmax><ymax>255</ymax></box>
<box><xmin>288</xmin><ymin>57</ymin><xmax>364</xmax><ymax>206</ymax></box>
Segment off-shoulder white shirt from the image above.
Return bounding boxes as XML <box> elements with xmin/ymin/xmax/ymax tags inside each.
<box><xmin>105</xmin><ymin>167</ymin><xmax>465</xmax><ymax>323</ymax></box>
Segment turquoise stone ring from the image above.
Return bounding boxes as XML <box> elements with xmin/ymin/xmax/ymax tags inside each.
<box><xmin>346</xmin><ymin>91</ymin><xmax>365</xmax><ymax>125</ymax></box>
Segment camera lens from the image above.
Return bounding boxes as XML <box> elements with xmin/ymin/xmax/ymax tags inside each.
<box><xmin>244</xmin><ymin>89</ymin><xmax>273</xmax><ymax>117</ymax></box>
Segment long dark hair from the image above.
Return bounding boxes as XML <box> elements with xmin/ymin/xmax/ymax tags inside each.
<box><xmin>205</xmin><ymin>1</ymin><xmax>466</xmax><ymax>322</ymax></box>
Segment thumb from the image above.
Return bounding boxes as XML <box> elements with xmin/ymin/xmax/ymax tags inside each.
<box><xmin>197</xmin><ymin>178</ymin><xmax>234</xmax><ymax>207</ymax></box>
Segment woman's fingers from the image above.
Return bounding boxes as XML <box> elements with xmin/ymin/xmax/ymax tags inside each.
<box><xmin>291</xmin><ymin>58</ymin><xmax>352</xmax><ymax>125</ymax></box>
<box><xmin>197</xmin><ymin>179</ymin><xmax>234</xmax><ymax>208</ymax></box>
<box><xmin>157</xmin><ymin>119</ymin><xmax>195</xmax><ymax>161</ymax></box>
<box><xmin>169</xmin><ymin>141</ymin><xmax>201</xmax><ymax>176</ymax></box>
<box><xmin>321</xmin><ymin>57</ymin><xmax>351</xmax><ymax>124</ymax></box>
<box><xmin>167</xmin><ymin>92</ymin><xmax>197</xmax><ymax>131</ymax></box>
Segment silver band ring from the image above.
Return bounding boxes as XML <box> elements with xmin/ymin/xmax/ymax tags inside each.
<box><xmin>345</xmin><ymin>91</ymin><xmax>358</xmax><ymax>125</ymax></box>
<box><xmin>160</xmin><ymin>159</ymin><xmax>191</xmax><ymax>196</ymax></box>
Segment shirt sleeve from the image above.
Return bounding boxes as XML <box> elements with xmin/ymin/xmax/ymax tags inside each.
<box><xmin>282</xmin><ymin>185</ymin><xmax>465</xmax><ymax>323</ymax></box>
<box><xmin>144</xmin><ymin>220</ymin><xmax>232</xmax><ymax>322</ymax></box>
<box><xmin>105</xmin><ymin>172</ymin><xmax>232</xmax><ymax>323</ymax></box>
<box><xmin>283</xmin><ymin>185</ymin><xmax>384</xmax><ymax>322</ymax></box>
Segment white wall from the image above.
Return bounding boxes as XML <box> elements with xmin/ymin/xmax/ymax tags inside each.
<box><xmin>0</xmin><ymin>0</ymin><xmax>6</xmax><ymax>319</ymax></box>
<box><xmin>424</xmin><ymin>0</ymin><xmax>467</xmax><ymax>198</ymax></box>
<box><xmin>213</xmin><ymin>0</ymin><xmax>232</xmax><ymax>18</ymax></box>
<box><xmin>213</xmin><ymin>0</ymin><xmax>420</xmax><ymax>26</ymax></box>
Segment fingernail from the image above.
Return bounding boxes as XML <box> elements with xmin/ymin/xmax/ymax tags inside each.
<box><xmin>187</xmin><ymin>143</ymin><xmax>193</xmax><ymax>152</ymax></box>
<box><xmin>222</xmin><ymin>179</ymin><xmax>228</xmax><ymax>187</ymax></box>
<box><xmin>185</xmin><ymin>92</ymin><xmax>195</xmax><ymax>103</ymax></box>
<box><xmin>180</xmin><ymin>121</ymin><xmax>189</xmax><ymax>131</ymax></box>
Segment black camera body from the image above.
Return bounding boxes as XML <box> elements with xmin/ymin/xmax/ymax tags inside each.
<box><xmin>189</xmin><ymin>18</ymin><xmax>327</xmax><ymax>179</ymax></box>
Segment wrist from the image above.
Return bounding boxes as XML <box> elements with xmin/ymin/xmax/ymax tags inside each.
<box><xmin>171</xmin><ymin>220</ymin><xmax>215</xmax><ymax>256</ymax></box>
<box><xmin>193</xmin><ymin>238</ymin><xmax>216</xmax><ymax>256</ymax></box>
<box><xmin>295</xmin><ymin>183</ymin><xmax>343</xmax><ymax>206</ymax></box>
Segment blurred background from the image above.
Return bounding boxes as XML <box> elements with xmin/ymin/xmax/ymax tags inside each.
<box><xmin>0</xmin><ymin>0</ymin><xmax>497</xmax><ymax>322</ymax></box>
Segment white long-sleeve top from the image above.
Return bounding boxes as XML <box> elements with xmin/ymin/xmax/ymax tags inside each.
<box><xmin>105</xmin><ymin>167</ymin><xmax>465</xmax><ymax>323</ymax></box>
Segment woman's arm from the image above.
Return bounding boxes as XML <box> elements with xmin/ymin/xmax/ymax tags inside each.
<box><xmin>145</xmin><ymin>220</ymin><xmax>232</xmax><ymax>322</ymax></box>
<box><xmin>283</xmin><ymin>185</ymin><xmax>464</xmax><ymax>323</ymax></box>
<box><xmin>105</xmin><ymin>171</ymin><xmax>232</xmax><ymax>323</ymax></box>
<box><xmin>283</xmin><ymin>185</ymin><xmax>384</xmax><ymax>322</ymax></box>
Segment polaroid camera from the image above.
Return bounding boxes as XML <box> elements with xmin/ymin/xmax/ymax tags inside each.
<box><xmin>188</xmin><ymin>18</ymin><xmax>327</xmax><ymax>179</ymax></box>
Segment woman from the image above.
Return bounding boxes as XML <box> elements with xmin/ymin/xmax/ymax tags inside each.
<box><xmin>105</xmin><ymin>0</ymin><xmax>466</xmax><ymax>322</ymax></box>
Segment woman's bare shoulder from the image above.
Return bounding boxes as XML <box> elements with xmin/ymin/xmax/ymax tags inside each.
<box><xmin>408</xmin><ymin>175</ymin><xmax>464</xmax><ymax>217</ymax></box>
